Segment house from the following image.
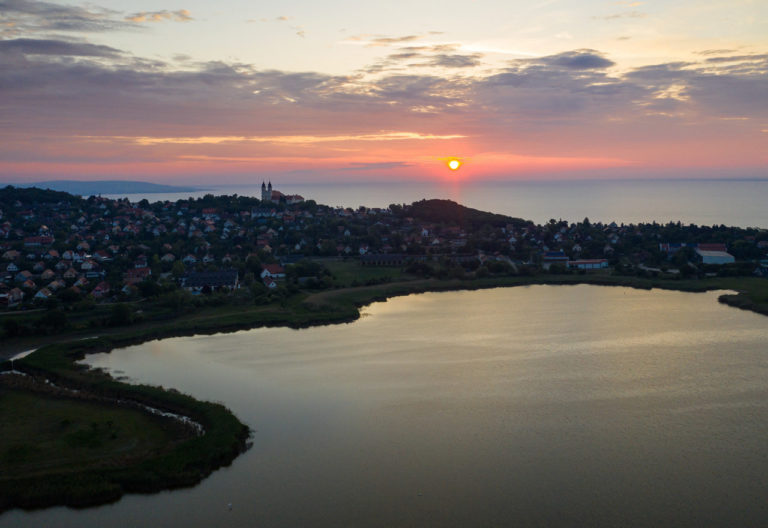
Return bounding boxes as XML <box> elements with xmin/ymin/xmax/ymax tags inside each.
<box><xmin>34</xmin><ymin>288</ymin><xmax>52</xmax><ymax>301</ymax></box>
<box><xmin>697</xmin><ymin>243</ymin><xmax>728</xmax><ymax>252</ymax></box>
<box><xmin>7</xmin><ymin>287</ymin><xmax>24</xmax><ymax>306</ymax></box>
<box><xmin>47</xmin><ymin>280</ymin><xmax>65</xmax><ymax>291</ymax></box>
<box><xmin>124</xmin><ymin>267</ymin><xmax>151</xmax><ymax>284</ymax></box>
<box><xmin>15</xmin><ymin>270</ymin><xmax>33</xmax><ymax>283</ymax></box>
<box><xmin>121</xmin><ymin>284</ymin><xmax>138</xmax><ymax>296</ymax></box>
<box><xmin>568</xmin><ymin>259</ymin><xmax>609</xmax><ymax>270</ymax></box>
<box><xmin>80</xmin><ymin>260</ymin><xmax>97</xmax><ymax>271</ymax></box>
<box><xmin>94</xmin><ymin>250</ymin><xmax>112</xmax><ymax>262</ymax></box>
<box><xmin>696</xmin><ymin>249</ymin><xmax>735</xmax><ymax>265</ymax></box>
<box><xmin>659</xmin><ymin>242</ymin><xmax>686</xmax><ymax>254</ymax></box>
<box><xmin>23</xmin><ymin>235</ymin><xmax>54</xmax><ymax>247</ymax></box>
<box><xmin>260</xmin><ymin>264</ymin><xmax>286</xmax><ymax>279</ymax></box>
<box><xmin>91</xmin><ymin>281</ymin><xmax>111</xmax><ymax>298</ymax></box>
<box><xmin>541</xmin><ymin>251</ymin><xmax>569</xmax><ymax>270</ymax></box>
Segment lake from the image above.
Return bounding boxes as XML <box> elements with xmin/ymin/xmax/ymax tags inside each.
<box><xmin>3</xmin><ymin>285</ymin><xmax>768</xmax><ymax>527</ymax></box>
<box><xmin>100</xmin><ymin>179</ymin><xmax>768</xmax><ymax>228</ymax></box>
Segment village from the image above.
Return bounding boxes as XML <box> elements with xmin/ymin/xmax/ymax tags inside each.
<box><xmin>0</xmin><ymin>185</ymin><xmax>766</xmax><ymax>326</ymax></box>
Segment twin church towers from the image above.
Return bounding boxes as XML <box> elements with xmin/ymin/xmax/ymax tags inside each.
<box><xmin>261</xmin><ymin>181</ymin><xmax>274</xmax><ymax>203</ymax></box>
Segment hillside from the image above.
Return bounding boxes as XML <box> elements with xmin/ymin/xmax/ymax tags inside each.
<box><xmin>393</xmin><ymin>199</ymin><xmax>530</xmax><ymax>230</ymax></box>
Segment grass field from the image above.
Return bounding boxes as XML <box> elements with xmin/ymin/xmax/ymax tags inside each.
<box><xmin>0</xmin><ymin>387</ymin><xmax>187</xmax><ymax>477</ymax></box>
<box><xmin>324</xmin><ymin>259</ymin><xmax>407</xmax><ymax>287</ymax></box>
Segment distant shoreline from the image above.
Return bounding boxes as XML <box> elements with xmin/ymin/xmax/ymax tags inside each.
<box><xmin>7</xmin><ymin>180</ymin><xmax>206</xmax><ymax>196</ymax></box>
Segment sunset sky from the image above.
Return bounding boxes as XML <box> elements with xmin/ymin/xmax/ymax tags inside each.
<box><xmin>1</xmin><ymin>0</ymin><xmax>767</xmax><ymax>184</ymax></box>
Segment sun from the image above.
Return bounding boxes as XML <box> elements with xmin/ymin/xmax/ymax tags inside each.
<box><xmin>448</xmin><ymin>159</ymin><xmax>462</xmax><ymax>170</ymax></box>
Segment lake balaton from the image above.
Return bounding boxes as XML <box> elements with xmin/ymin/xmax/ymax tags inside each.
<box><xmin>3</xmin><ymin>285</ymin><xmax>768</xmax><ymax>527</ymax></box>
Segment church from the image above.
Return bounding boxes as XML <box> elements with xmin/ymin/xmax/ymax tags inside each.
<box><xmin>261</xmin><ymin>181</ymin><xmax>304</xmax><ymax>204</ymax></box>
<box><xmin>261</xmin><ymin>181</ymin><xmax>281</xmax><ymax>203</ymax></box>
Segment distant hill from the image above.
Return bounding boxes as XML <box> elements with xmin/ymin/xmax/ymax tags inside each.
<box><xmin>0</xmin><ymin>185</ymin><xmax>85</xmax><ymax>206</ymax></box>
<box><xmin>18</xmin><ymin>180</ymin><xmax>204</xmax><ymax>196</ymax></box>
<box><xmin>395</xmin><ymin>199</ymin><xmax>530</xmax><ymax>229</ymax></box>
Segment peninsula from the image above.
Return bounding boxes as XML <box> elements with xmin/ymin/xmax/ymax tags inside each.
<box><xmin>16</xmin><ymin>180</ymin><xmax>205</xmax><ymax>196</ymax></box>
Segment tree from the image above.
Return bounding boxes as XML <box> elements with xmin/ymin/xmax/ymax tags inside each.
<box><xmin>3</xmin><ymin>319</ymin><xmax>23</xmax><ymax>338</ymax></box>
<box><xmin>171</xmin><ymin>260</ymin><xmax>186</xmax><ymax>279</ymax></box>
<box><xmin>37</xmin><ymin>309</ymin><xmax>68</xmax><ymax>333</ymax></box>
<box><xmin>107</xmin><ymin>304</ymin><xmax>132</xmax><ymax>326</ymax></box>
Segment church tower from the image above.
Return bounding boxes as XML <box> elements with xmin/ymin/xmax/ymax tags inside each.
<box><xmin>261</xmin><ymin>181</ymin><xmax>269</xmax><ymax>202</ymax></box>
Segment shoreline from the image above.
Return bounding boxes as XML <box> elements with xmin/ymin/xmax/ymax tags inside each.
<box><xmin>4</xmin><ymin>274</ymin><xmax>766</xmax><ymax>362</ymax></box>
<box><xmin>1</xmin><ymin>274</ymin><xmax>766</xmax><ymax>514</ymax></box>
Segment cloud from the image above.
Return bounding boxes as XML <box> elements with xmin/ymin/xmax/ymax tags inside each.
<box><xmin>2</xmin><ymin>43</ymin><xmax>766</xmax><ymax>177</ymax></box>
<box><xmin>624</xmin><ymin>54</ymin><xmax>768</xmax><ymax>117</ymax></box>
<box><xmin>704</xmin><ymin>54</ymin><xmax>768</xmax><ymax>64</ymax></box>
<box><xmin>0</xmin><ymin>0</ymin><xmax>131</xmax><ymax>33</ymax></box>
<box><xmin>694</xmin><ymin>49</ymin><xmax>738</xmax><ymax>56</ymax></box>
<box><xmin>340</xmin><ymin>161</ymin><xmax>415</xmax><ymax>171</ymax></box>
<box><xmin>269</xmin><ymin>15</ymin><xmax>304</xmax><ymax>37</ymax></box>
<box><xmin>368</xmin><ymin>35</ymin><xmax>424</xmax><ymax>47</ymax></box>
<box><xmin>345</xmin><ymin>33</ymin><xmax>439</xmax><ymax>48</ymax></box>
<box><xmin>125</xmin><ymin>10</ymin><xmax>192</xmax><ymax>23</ymax></box>
<box><xmin>426</xmin><ymin>53</ymin><xmax>482</xmax><ymax>68</ymax></box>
<box><xmin>542</xmin><ymin>50</ymin><xmax>615</xmax><ymax>69</ymax></box>
<box><xmin>85</xmin><ymin>132</ymin><xmax>466</xmax><ymax>146</ymax></box>
<box><xmin>0</xmin><ymin>38</ymin><xmax>121</xmax><ymax>57</ymax></box>
<box><xmin>594</xmin><ymin>11</ymin><xmax>646</xmax><ymax>20</ymax></box>
<box><xmin>360</xmin><ymin>44</ymin><xmax>482</xmax><ymax>74</ymax></box>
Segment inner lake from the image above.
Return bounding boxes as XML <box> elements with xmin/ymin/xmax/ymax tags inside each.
<box><xmin>4</xmin><ymin>285</ymin><xmax>768</xmax><ymax>527</ymax></box>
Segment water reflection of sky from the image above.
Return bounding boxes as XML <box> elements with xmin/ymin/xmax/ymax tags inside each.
<box><xmin>7</xmin><ymin>285</ymin><xmax>768</xmax><ymax>528</ymax></box>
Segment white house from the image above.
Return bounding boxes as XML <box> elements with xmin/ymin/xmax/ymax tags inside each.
<box><xmin>696</xmin><ymin>249</ymin><xmax>735</xmax><ymax>265</ymax></box>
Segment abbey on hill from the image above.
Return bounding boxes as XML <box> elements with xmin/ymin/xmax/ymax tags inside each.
<box><xmin>261</xmin><ymin>181</ymin><xmax>304</xmax><ymax>205</ymax></box>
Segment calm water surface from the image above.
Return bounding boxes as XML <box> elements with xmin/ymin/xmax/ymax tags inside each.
<box><xmin>4</xmin><ymin>285</ymin><xmax>768</xmax><ymax>527</ymax></box>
